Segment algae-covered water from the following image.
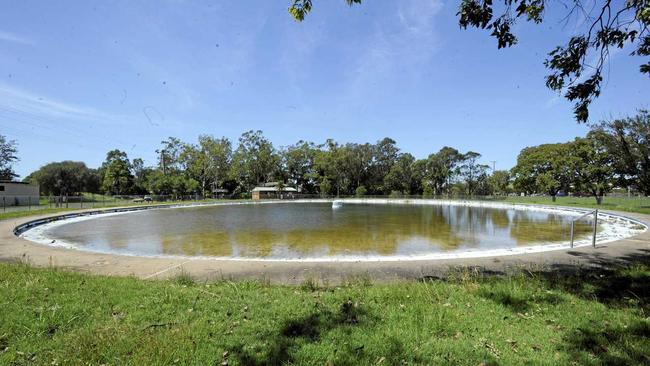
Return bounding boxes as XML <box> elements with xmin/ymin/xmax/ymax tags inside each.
<box><xmin>42</xmin><ymin>202</ymin><xmax>594</xmax><ymax>259</ymax></box>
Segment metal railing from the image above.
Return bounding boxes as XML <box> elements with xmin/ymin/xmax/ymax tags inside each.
<box><xmin>570</xmin><ymin>209</ymin><xmax>598</xmax><ymax>248</ymax></box>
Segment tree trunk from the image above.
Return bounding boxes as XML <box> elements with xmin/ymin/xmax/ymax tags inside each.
<box><xmin>551</xmin><ymin>194</ymin><xmax>556</xmax><ymax>202</ymax></box>
<box><xmin>595</xmin><ymin>195</ymin><xmax>603</xmax><ymax>205</ymax></box>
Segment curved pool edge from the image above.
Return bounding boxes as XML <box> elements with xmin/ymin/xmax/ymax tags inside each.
<box><xmin>2</xmin><ymin>199</ymin><xmax>650</xmax><ymax>284</ymax></box>
<box><xmin>14</xmin><ymin>198</ymin><xmax>648</xmax><ymax>262</ymax></box>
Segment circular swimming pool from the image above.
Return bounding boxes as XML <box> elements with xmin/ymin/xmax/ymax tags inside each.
<box><xmin>18</xmin><ymin>199</ymin><xmax>647</xmax><ymax>261</ymax></box>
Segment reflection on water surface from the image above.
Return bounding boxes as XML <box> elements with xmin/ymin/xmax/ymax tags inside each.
<box><xmin>45</xmin><ymin>203</ymin><xmax>593</xmax><ymax>259</ymax></box>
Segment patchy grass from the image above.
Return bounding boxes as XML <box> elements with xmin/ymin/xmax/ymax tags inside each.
<box><xmin>0</xmin><ymin>208</ymin><xmax>78</xmax><ymax>221</ymax></box>
<box><xmin>505</xmin><ymin>196</ymin><xmax>650</xmax><ymax>215</ymax></box>
<box><xmin>1</xmin><ymin>262</ymin><xmax>648</xmax><ymax>365</ymax></box>
<box><xmin>0</xmin><ymin>199</ymin><xmax>231</xmax><ymax>222</ymax></box>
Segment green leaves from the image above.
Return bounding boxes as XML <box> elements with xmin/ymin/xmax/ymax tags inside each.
<box><xmin>544</xmin><ymin>37</ymin><xmax>588</xmax><ymax>91</ymax></box>
<box><xmin>27</xmin><ymin>161</ymin><xmax>97</xmax><ymax>196</ymax></box>
<box><xmin>101</xmin><ymin>150</ymin><xmax>133</xmax><ymax>195</ymax></box>
<box><xmin>511</xmin><ymin>143</ymin><xmax>571</xmax><ymax>196</ymax></box>
<box><xmin>288</xmin><ymin>1</ymin><xmax>647</xmax><ymax>124</ymax></box>
<box><xmin>232</xmin><ymin>130</ymin><xmax>280</xmax><ymax>191</ymax></box>
<box><xmin>458</xmin><ymin>0</ymin><xmax>494</xmax><ymax>29</ymax></box>
<box><xmin>591</xmin><ymin>110</ymin><xmax>650</xmax><ymax>195</ymax></box>
<box><xmin>515</xmin><ymin>0</ymin><xmax>543</xmax><ymax>23</ymax></box>
<box><xmin>510</xmin><ymin>131</ymin><xmax>621</xmax><ymax>203</ymax></box>
<box><xmin>489</xmin><ymin>17</ymin><xmax>517</xmax><ymax>49</ymax></box>
<box><xmin>565</xmin><ymin>74</ymin><xmax>602</xmax><ymax>123</ymax></box>
<box><xmin>288</xmin><ymin>0</ymin><xmax>312</xmax><ymax>22</ymax></box>
<box><xmin>289</xmin><ymin>0</ymin><xmax>362</xmax><ymax>21</ymax></box>
<box><xmin>0</xmin><ymin>134</ymin><xmax>18</xmax><ymax>181</ymax></box>
<box><xmin>458</xmin><ymin>1</ymin><xmax>546</xmax><ymax>49</ymax></box>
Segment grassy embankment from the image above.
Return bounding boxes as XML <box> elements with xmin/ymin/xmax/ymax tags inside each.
<box><xmin>504</xmin><ymin>196</ymin><xmax>650</xmax><ymax>215</ymax></box>
<box><xmin>0</xmin><ymin>261</ymin><xmax>648</xmax><ymax>365</ymax></box>
<box><xmin>0</xmin><ymin>195</ymin><xmax>226</xmax><ymax>221</ymax></box>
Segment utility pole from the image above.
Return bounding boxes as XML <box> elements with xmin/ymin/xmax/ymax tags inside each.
<box><xmin>490</xmin><ymin>160</ymin><xmax>496</xmax><ymax>172</ymax></box>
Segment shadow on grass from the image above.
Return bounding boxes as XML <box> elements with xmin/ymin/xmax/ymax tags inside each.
<box><xmin>433</xmin><ymin>249</ymin><xmax>650</xmax><ymax>313</ymax></box>
<box><xmin>478</xmin><ymin>288</ymin><xmax>564</xmax><ymax>313</ymax></box>
<box><xmin>230</xmin><ymin>299</ymin><xmax>380</xmax><ymax>365</ymax></box>
<box><xmin>562</xmin><ymin>320</ymin><xmax>650</xmax><ymax>365</ymax></box>
<box><xmin>434</xmin><ymin>248</ymin><xmax>650</xmax><ymax>365</ymax></box>
<box><xmin>544</xmin><ymin>249</ymin><xmax>650</xmax><ymax>311</ymax></box>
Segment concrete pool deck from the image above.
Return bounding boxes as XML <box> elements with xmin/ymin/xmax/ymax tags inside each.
<box><xmin>1</xmin><ymin>203</ymin><xmax>649</xmax><ymax>284</ymax></box>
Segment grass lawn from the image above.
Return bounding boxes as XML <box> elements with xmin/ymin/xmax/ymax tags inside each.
<box><xmin>0</xmin><ymin>198</ymin><xmax>226</xmax><ymax>222</ymax></box>
<box><xmin>0</xmin><ymin>208</ymin><xmax>82</xmax><ymax>222</ymax></box>
<box><xmin>1</xmin><ymin>262</ymin><xmax>648</xmax><ymax>365</ymax></box>
<box><xmin>504</xmin><ymin>196</ymin><xmax>650</xmax><ymax>215</ymax></box>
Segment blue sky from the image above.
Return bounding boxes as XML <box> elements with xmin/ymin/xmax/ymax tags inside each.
<box><xmin>0</xmin><ymin>0</ymin><xmax>647</xmax><ymax>179</ymax></box>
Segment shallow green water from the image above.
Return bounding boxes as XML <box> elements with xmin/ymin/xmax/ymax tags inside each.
<box><xmin>45</xmin><ymin>202</ymin><xmax>593</xmax><ymax>259</ymax></box>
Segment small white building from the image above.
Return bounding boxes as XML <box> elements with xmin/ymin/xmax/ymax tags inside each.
<box><xmin>251</xmin><ymin>182</ymin><xmax>298</xmax><ymax>200</ymax></box>
<box><xmin>0</xmin><ymin>181</ymin><xmax>40</xmax><ymax>206</ymax></box>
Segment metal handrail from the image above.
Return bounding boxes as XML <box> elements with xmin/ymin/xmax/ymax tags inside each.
<box><xmin>570</xmin><ymin>209</ymin><xmax>598</xmax><ymax>248</ymax></box>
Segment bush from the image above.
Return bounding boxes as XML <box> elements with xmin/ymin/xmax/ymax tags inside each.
<box><xmin>355</xmin><ymin>186</ymin><xmax>367</xmax><ymax>197</ymax></box>
<box><xmin>423</xmin><ymin>185</ymin><xmax>434</xmax><ymax>198</ymax></box>
<box><xmin>389</xmin><ymin>190</ymin><xmax>402</xmax><ymax>198</ymax></box>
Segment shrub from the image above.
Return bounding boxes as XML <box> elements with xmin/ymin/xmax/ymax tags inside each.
<box><xmin>423</xmin><ymin>185</ymin><xmax>434</xmax><ymax>198</ymax></box>
<box><xmin>389</xmin><ymin>190</ymin><xmax>402</xmax><ymax>198</ymax></box>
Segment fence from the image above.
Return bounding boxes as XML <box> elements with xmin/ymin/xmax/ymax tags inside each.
<box><xmin>1</xmin><ymin>194</ymin><xmax>217</xmax><ymax>214</ymax></box>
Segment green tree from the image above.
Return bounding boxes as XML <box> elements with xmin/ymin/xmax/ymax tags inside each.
<box><xmin>181</xmin><ymin>143</ymin><xmax>209</xmax><ymax>196</ymax></box>
<box><xmin>290</xmin><ymin>0</ymin><xmax>650</xmax><ymax>123</ymax></box>
<box><xmin>410</xmin><ymin>159</ymin><xmax>428</xmax><ymax>195</ymax></box>
<box><xmin>25</xmin><ymin>161</ymin><xmax>96</xmax><ymax>196</ymax></box>
<box><xmin>341</xmin><ymin>143</ymin><xmax>374</xmax><ymax>194</ymax></box>
<box><xmin>84</xmin><ymin>168</ymin><xmax>102</xmax><ymax>194</ymax></box>
<box><xmin>146</xmin><ymin>170</ymin><xmax>173</xmax><ymax>195</ymax></box>
<box><xmin>569</xmin><ymin>135</ymin><xmax>615</xmax><ymax>205</ymax></box>
<box><xmin>459</xmin><ymin>151</ymin><xmax>489</xmax><ymax>196</ymax></box>
<box><xmin>313</xmin><ymin>140</ymin><xmax>348</xmax><ymax>196</ymax></box>
<box><xmin>384</xmin><ymin>153</ymin><xmax>416</xmax><ymax>195</ymax></box>
<box><xmin>318</xmin><ymin>176</ymin><xmax>332</xmax><ymax>197</ymax></box>
<box><xmin>131</xmin><ymin>158</ymin><xmax>153</xmax><ymax>194</ymax></box>
<box><xmin>156</xmin><ymin>137</ymin><xmax>185</xmax><ymax>175</ymax></box>
<box><xmin>511</xmin><ymin>143</ymin><xmax>572</xmax><ymax>200</ymax></box>
<box><xmin>101</xmin><ymin>150</ymin><xmax>133</xmax><ymax>195</ymax></box>
<box><xmin>171</xmin><ymin>175</ymin><xmax>199</xmax><ymax>198</ymax></box>
<box><xmin>283</xmin><ymin>140</ymin><xmax>318</xmax><ymax>193</ymax></box>
<box><xmin>202</xmin><ymin>136</ymin><xmax>233</xmax><ymax>195</ymax></box>
<box><xmin>432</xmin><ymin>147</ymin><xmax>463</xmax><ymax>195</ymax></box>
<box><xmin>488</xmin><ymin>170</ymin><xmax>511</xmax><ymax>196</ymax></box>
<box><xmin>590</xmin><ymin>110</ymin><xmax>650</xmax><ymax>195</ymax></box>
<box><xmin>0</xmin><ymin>135</ymin><xmax>18</xmax><ymax>181</ymax></box>
<box><xmin>231</xmin><ymin>130</ymin><xmax>279</xmax><ymax>192</ymax></box>
<box><xmin>372</xmin><ymin>137</ymin><xmax>400</xmax><ymax>193</ymax></box>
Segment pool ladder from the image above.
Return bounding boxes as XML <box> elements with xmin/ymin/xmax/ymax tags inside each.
<box><xmin>569</xmin><ymin>209</ymin><xmax>598</xmax><ymax>248</ymax></box>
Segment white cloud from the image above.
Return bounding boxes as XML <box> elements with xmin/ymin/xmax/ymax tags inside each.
<box><xmin>344</xmin><ymin>0</ymin><xmax>444</xmax><ymax>100</ymax></box>
<box><xmin>279</xmin><ymin>20</ymin><xmax>325</xmax><ymax>93</ymax></box>
<box><xmin>398</xmin><ymin>0</ymin><xmax>444</xmax><ymax>38</ymax></box>
<box><xmin>0</xmin><ymin>30</ymin><xmax>34</xmax><ymax>45</ymax></box>
<box><xmin>0</xmin><ymin>84</ymin><xmax>107</xmax><ymax>120</ymax></box>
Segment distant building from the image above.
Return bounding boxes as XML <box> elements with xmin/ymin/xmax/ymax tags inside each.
<box><xmin>0</xmin><ymin>181</ymin><xmax>40</xmax><ymax>206</ymax></box>
<box><xmin>251</xmin><ymin>182</ymin><xmax>298</xmax><ymax>200</ymax></box>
